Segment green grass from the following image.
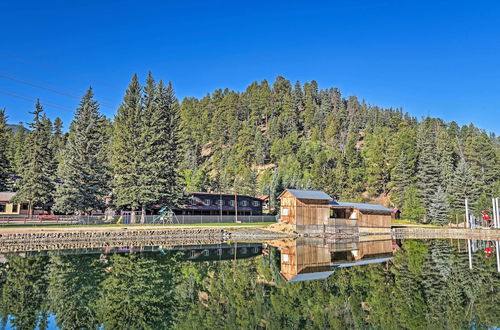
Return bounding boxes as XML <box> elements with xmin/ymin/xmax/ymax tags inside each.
<box><xmin>391</xmin><ymin>219</ymin><xmax>441</xmax><ymax>227</ymax></box>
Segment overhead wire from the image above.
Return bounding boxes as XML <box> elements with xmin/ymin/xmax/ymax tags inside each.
<box><xmin>0</xmin><ymin>72</ymin><xmax>116</xmax><ymax>109</ymax></box>
<box><xmin>0</xmin><ymin>88</ymin><xmax>75</xmax><ymax>113</ymax></box>
<box><xmin>0</xmin><ymin>51</ymin><xmax>120</xmax><ymax>89</ymax></box>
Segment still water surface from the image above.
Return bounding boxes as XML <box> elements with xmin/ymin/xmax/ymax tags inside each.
<box><xmin>0</xmin><ymin>238</ymin><xmax>498</xmax><ymax>329</ymax></box>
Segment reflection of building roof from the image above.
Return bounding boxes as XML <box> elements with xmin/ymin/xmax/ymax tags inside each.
<box><xmin>0</xmin><ymin>192</ymin><xmax>16</xmax><ymax>201</ymax></box>
<box><xmin>287</xmin><ymin>271</ymin><xmax>335</xmax><ymax>282</ymax></box>
<box><xmin>330</xmin><ymin>201</ymin><xmax>392</xmax><ymax>213</ymax></box>
<box><xmin>280</xmin><ymin>189</ymin><xmax>333</xmax><ymax>200</ymax></box>
<box><xmin>331</xmin><ymin>256</ymin><xmax>393</xmax><ymax>268</ymax></box>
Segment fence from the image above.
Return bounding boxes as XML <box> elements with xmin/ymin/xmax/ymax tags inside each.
<box><xmin>0</xmin><ymin>214</ymin><xmax>278</xmax><ymax>226</ymax></box>
<box><xmin>120</xmin><ymin>214</ymin><xmax>278</xmax><ymax>225</ymax></box>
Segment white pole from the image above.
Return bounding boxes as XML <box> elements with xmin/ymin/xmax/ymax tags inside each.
<box><xmin>496</xmin><ymin>240</ymin><xmax>500</xmax><ymax>273</ymax></box>
<box><xmin>465</xmin><ymin>199</ymin><xmax>470</xmax><ymax>229</ymax></box>
<box><xmin>492</xmin><ymin>198</ymin><xmax>496</xmax><ymax>228</ymax></box>
<box><xmin>495</xmin><ymin>197</ymin><xmax>499</xmax><ymax>228</ymax></box>
<box><xmin>467</xmin><ymin>239</ymin><xmax>473</xmax><ymax>269</ymax></box>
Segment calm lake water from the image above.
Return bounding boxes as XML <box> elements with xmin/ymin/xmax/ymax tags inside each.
<box><xmin>0</xmin><ymin>238</ymin><xmax>498</xmax><ymax>329</ymax></box>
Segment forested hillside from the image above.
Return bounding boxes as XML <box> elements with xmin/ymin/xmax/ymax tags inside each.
<box><xmin>1</xmin><ymin>74</ymin><xmax>499</xmax><ymax>223</ymax></box>
<box><xmin>178</xmin><ymin>76</ymin><xmax>499</xmax><ymax>223</ymax></box>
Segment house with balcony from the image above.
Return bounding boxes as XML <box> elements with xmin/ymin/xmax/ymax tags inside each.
<box><xmin>173</xmin><ymin>192</ymin><xmax>264</xmax><ymax>216</ymax></box>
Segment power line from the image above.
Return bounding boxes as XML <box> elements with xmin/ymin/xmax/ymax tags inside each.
<box><xmin>0</xmin><ymin>88</ymin><xmax>74</xmax><ymax>112</ymax></box>
<box><xmin>0</xmin><ymin>73</ymin><xmax>115</xmax><ymax>109</ymax></box>
<box><xmin>0</xmin><ymin>51</ymin><xmax>120</xmax><ymax>89</ymax></box>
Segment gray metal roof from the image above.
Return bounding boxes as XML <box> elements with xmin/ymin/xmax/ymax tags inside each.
<box><xmin>282</xmin><ymin>189</ymin><xmax>333</xmax><ymax>200</ymax></box>
<box><xmin>329</xmin><ymin>201</ymin><xmax>392</xmax><ymax>213</ymax></box>
<box><xmin>0</xmin><ymin>192</ymin><xmax>15</xmax><ymax>201</ymax></box>
<box><xmin>287</xmin><ymin>271</ymin><xmax>335</xmax><ymax>282</ymax></box>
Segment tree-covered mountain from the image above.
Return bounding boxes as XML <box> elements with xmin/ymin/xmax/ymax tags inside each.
<box><xmin>2</xmin><ymin>74</ymin><xmax>499</xmax><ymax>222</ymax></box>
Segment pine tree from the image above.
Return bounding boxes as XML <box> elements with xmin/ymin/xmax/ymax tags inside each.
<box><xmin>12</xmin><ymin>101</ymin><xmax>55</xmax><ymax>215</ymax></box>
<box><xmin>448</xmin><ymin>158</ymin><xmax>480</xmax><ymax>215</ymax></box>
<box><xmin>111</xmin><ymin>74</ymin><xmax>144</xmax><ymax>221</ymax></box>
<box><xmin>362</xmin><ymin>126</ymin><xmax>392</xmax><ymax>195</ymax></box>
<box><xmin>54</xmin><ymin>88</ymin><xmax>110</xmax><ymax>214</ymax></box>
<box><xmin>427</xmin><ymin>186</ymin><xmax>451</xmax><ymax>225</ymax></box>
<box><xmin>416</xmin><ymin>121</ymin><xmax>440</xmax><ymax>215</ymax></box>
<box><xmin>0</xmin><ymin>109</ymin><xmax>10</xmax><ymax>191</ymax></box>
<box><xmin>139</xmin><ymin>76</ymin><xmax>183</xmax><ymax>219</ymax></box>
<box><xmin>389</xmin><ymin>151</ymin><xmax>413</xmax><ymax>208</ymax></box>
<box><xmin>402</xmin><ymin>184</ymin><xmax>425</xmax><ymax>221</ymax></box>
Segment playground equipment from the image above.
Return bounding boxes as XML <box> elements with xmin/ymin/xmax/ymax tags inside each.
<box><xmin>152</xmin><ymin>206</ymin><xmax>179</xmax><ymax>224</ymax></box>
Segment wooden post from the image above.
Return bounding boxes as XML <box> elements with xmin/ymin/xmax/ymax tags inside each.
<box><xmin>456</xmin><ymin>214</ymin><xmax>458</xmax><ymax>228</ymax></box>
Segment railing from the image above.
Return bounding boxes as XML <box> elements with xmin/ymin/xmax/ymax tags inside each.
<box><xmin>0</xmin><ymin>214</ymin><xmax>278</xmax><ymax>226</ymax></box>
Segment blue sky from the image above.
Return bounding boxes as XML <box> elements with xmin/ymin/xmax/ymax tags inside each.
<box><xmin>1</xmin><ymin>0</ymin><xmax>499</xmax><ymax>133</ymax></box>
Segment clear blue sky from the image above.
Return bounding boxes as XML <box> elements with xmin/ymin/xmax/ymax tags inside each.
<box><xmin>1</xmin><ymin>0</ymin><xmax>499</xmax><ymax>133</ymax></box>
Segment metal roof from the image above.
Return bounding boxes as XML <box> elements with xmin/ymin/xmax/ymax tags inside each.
<box><xmin>287</xmin><ymin>271</ymin><xmax>335</xmax><ymax>282</ymax></box>
<box><xmin>329</xmin><ymin>201</ymin><xmax>392</xmax><ymax>213</ymax></box>
<box><xmin>0</xmin><ymin>192</ymin><xmax>15</xmax><ymax>201</ymax></box>
<box><xmin>281</xmin><ymin>189</ymin><xmax>333</xmax><ymax>200</ymax></box>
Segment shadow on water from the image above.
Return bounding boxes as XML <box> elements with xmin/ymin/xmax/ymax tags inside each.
<box><xmin>0</xmin><ymin>236</ymin><xmax>499</xmax><ymax>329</ymax></box>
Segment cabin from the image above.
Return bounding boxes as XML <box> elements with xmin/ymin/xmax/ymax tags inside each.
<box><xmin>173</xmin><ymin>192</ymin><xmax>264</xmax><ymax>216</ymax></box>
<box><xmin>0</xmin><ymin>192</ymin><xmax>28</xmax><ymax>216</ymax></box>
<box><xmin>278</xmin><ymin>189</ymin><xmax>333</xmax><ymax>232</ymax></box>
<box><xmin>329</xmin><ymin>201</ymin><xmax>393</xmax><ymax>233</ymax></box>
<box><xmin>278</xmin><ymin>189</ymin><xmax>392</xmax><ymax>234</ymax></box>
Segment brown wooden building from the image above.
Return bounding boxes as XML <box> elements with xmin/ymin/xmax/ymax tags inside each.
<box><xmin>278</xmin><ymin>189</ymin><xmax>333</xmax><ymax>231</ymax></box>
<box><xmin>329</xmin><ymin>201</ymin><xmax>392</xmax><ymax>233</ymax></box>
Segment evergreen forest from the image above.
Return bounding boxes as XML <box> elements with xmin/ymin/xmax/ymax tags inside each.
<box><xmin>1</xmin><ymin>74</ymin><xmax>499</xmax><ymax>223</ymax></box>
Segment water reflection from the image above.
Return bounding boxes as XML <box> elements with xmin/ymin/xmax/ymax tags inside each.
<box><xmin>275</xmin><ymin>237</ymin><xmax>393</xmax><ymax>282</ymax></box>
<box><xmin>0</xmin><ymin>238</ymin><xmax>498</xmax><ymax>329</ymax></box>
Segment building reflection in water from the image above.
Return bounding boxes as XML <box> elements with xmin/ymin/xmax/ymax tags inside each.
<box><xmin>271</xmin><ymin>236</ymin><xmax>394</xmax><ymax>282</ymax></box>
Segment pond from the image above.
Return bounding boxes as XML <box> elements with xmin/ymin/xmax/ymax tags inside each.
<box><xmin>0</xmin><ymin>238</ymin><xmax>498</xmax><ymax>329</ymax></box>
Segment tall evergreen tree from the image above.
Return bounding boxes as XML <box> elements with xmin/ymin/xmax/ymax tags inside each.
<box><xmin>0</xmin><ymin>109</ymin><xmax>10</xmax><ymax>191</ymax></box>
<box><xmin>416</xmin><ymin>120</ymin><xmax>440</xmax><ymax>215</ymax></box>
<box><xmin>448</xmin><ymin>158</ymin><xmax>480</xmax><ymax>214</ymax></box>
<box><xmin>12</xmin><ymin>101</ymin><xmax>55</xmax><ymax>215</ymax></box>
<box><xmin>402</xmin><ymin>184</ymin><xmax>425</xmax><ymax>221</ymax></box>
<box><xmin>427</xmin><ymin>186</ymin><xmax>451</xmax><ymax>225</ymax></box>
<box><xmin>54</xmin><ymin>88</ymin><xmax>110</xmax><ymax>214</ymax></box>
<box><xmin>139</xmin><ymin>75</ymin><xmax>183</xmax><ymax>219</ymax></box>
<box><xmin>111</xmin><ymin>74</ymin><xmax>144</xmax><ymax>221</ymax></box>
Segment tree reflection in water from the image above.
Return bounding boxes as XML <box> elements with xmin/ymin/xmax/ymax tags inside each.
<box><xmin>0</xmin><ymin>239</ymin><xmax>498</xmax><ymax>329</ymax></box>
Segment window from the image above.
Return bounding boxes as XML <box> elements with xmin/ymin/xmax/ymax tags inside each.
<box><xmin>203</xmin><ymin>249</ymin><xmax>209</xmax><ymax>257</ymax></box>
<box><xmin>252</xmin><ymin>200</ymin><xmax>260</xmax><ymax>207</ymax></box>
<box><xmin>0</xmin><ymin>203</ymin><xmax>5</xmax><ymax>213</ymax></box>
<box><xmin>21</xmin><ymin>203</ymin><xmax>29</xmax><ymax>210</ymax></box>
<box><xmin>282</xmin><ymin>208</ymin><xmax>289</xmax><ymax>216</ymax></box>
<box><xmin>217</xmin><ymin>248</ymin><xmax>223</xmax><ymax>256</ymax></box>
<box><xmin>229</xmin><ymin>200</ymin><xmax>234</xmax><ymax>207</ymax></box>
<box><xmin>204</xmin><ymin>199</ymin><xmax>211</xmax><ymax>206</ymax></box>
<box><xmin>241</xmin><ymin>200</ymin><xmax>248</xmax><ymax>207</ymax></box>
<box><xmin>12</xmin><ymin>204</ymin><xmax>18</xmax><ymax>213</ymax></box>
<box><xmin>216</xmin><ymin>199</ymin><xmax>224</xmax><ymax>206</ymax></box>
<box><xmin>190</xmin><ymin>198</ymin><xmax>197</xmax><ymax>205</ymax></box>
<box><xmin>241</xmin><ymin>247</ymin><xmax>248</xmax><ymax>254</ymax></box>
